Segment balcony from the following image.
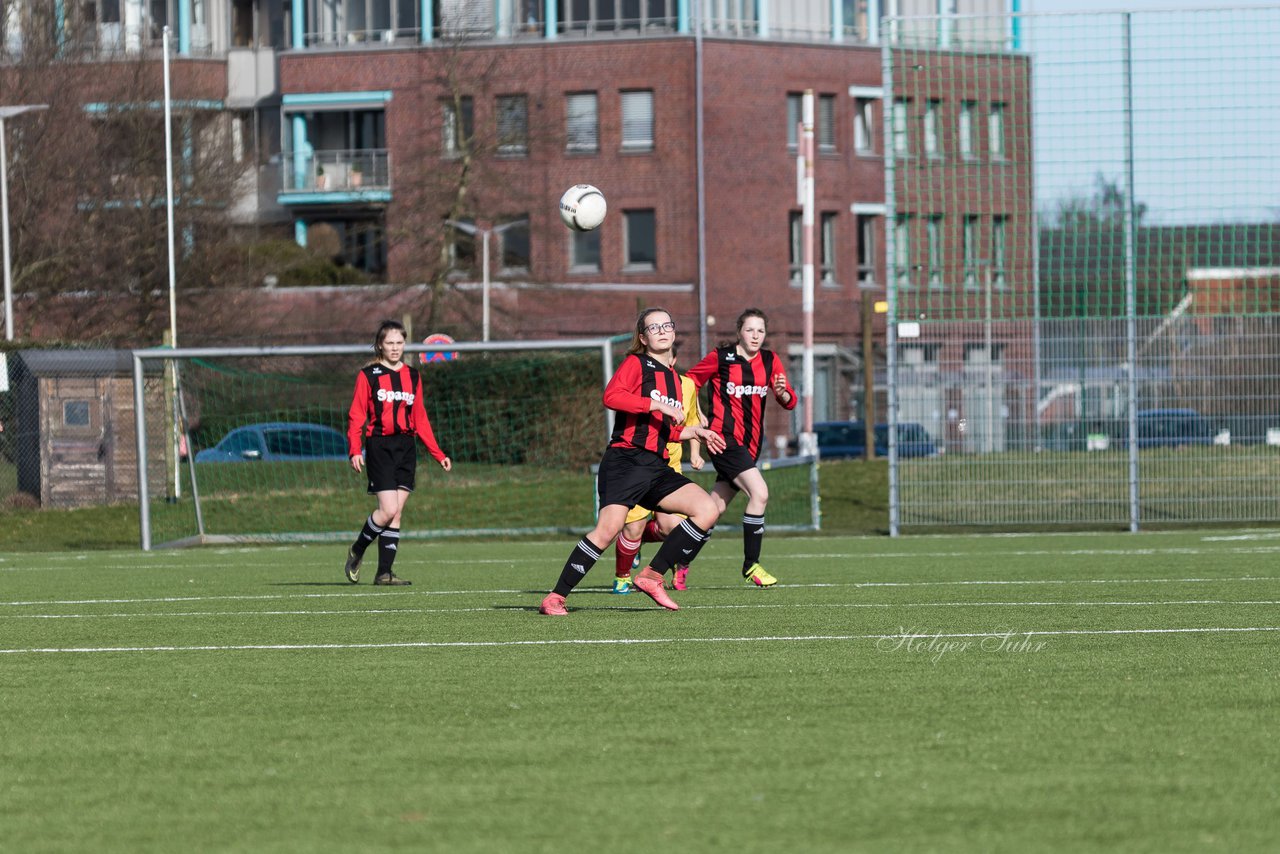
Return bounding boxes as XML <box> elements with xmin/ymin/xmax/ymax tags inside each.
<box><xmin>278</xmin><ymin>149</ymin><xmax>391</xmax><ymax>206</ymax></box>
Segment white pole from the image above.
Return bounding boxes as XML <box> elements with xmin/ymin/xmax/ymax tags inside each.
<box><xmin>482</xmin><ymin>229</ymin><xmax>490</xmax><ymax>342</ymax></box>
<box><xmin>163</xmin><ymin>26</ymin><xmax>178</xmax><ymax>350</ymax></box>
<box><xmin>798</xmin><ymin>90</ymin><xmax>816</xmax><ymax>455</ymax></box>
<box><xmin>163</xmin><ymin>27</ymin><xmax>181</xmax><ymax>499</ymax></box>
<box><xmin>0</xmin><ymin>116</ymin><xmax>11</xmax><ymax>342</ymax></box>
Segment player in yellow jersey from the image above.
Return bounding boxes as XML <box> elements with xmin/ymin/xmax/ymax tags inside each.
<box><xmin>612</xmin><ymin>352</ymin><xmax>705</xmax><ymax>593</ymax></box>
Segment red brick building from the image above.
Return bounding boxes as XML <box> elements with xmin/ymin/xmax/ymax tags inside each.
<box><xmin>4</xmin><ymin>1</ymin><xmax>1029</xmax><ymax>437</ymax></box>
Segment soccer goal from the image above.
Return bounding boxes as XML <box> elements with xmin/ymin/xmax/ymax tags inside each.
<box><xmin>132</xmin><ymin>338</ymin><xmax>622</xmax><ymax>549</ymax></box>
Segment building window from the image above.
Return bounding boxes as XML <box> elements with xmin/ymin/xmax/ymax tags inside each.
<box><xmin>958</xmin><ymin>100</ymin><xmax>975</xmax><ymax>158</ymax></box>
<box><xmin>442</xmin><ymin>95</ymin><xmax>473</xmax><ymax>157</ymax></box>
<box><xmin>989</xmin><ymin>102</ymin><xmax>1006</xmax><ymax>159</ymax></box>
<box><xmin>788</xmin><ymin>211</ymin><xmax>802</xmax><ymax>284</ymax></box>
<box><xmin>818</xmin><ymin>94</ymin><xmax>836</xmax><ymax>153</ymax></box>
<box><xmin>894</xmin><ymin>214</ymin><xmax>911</xmax><ymax>288</ymax></box>
<box><xmin>307</xmin><ymin>217</ymin><xmax>387</xmax><ymax>275</ymax></box>
<box><xmin>854</xmin><ymin>98</ymin><xmax>875</xmax><ymax>155</ymax></box>
<box><xmin>566</xmin><ymin>92</ymin><xmax>598</xmax><ymax>153</ymax></box>
<box><xmin>788</xmin><ymin>92</ymin><xmax>835</xmax><ymax>151</ymax></box>
<box><xmin>892</xmin><ymin>98</ymin><xmax>909</xmax><ymax>156</ymax></box>
<box><xmin>924</xmin><ymin>99</ymin><xmax>941</xmax><ymax>157</ymax></box>
<box><xmin>857</xmin><ymin>215</ymin><xmax>877</xmax><ymax>286</ymax></box>
<box><xmin>497</xmin><ymin>95</ymin><xmax>528</xmax><ymax>155</ymax></box>
<box><xmin>926</xmin><ymin>215</ymin><xmax>943</xmax><ymax>288</ymax></box>
<box><xmin>500</xmin><ymin>215</ymin><xmax>531</xmax><ymax>272</ymax></box>
<box><xmin>991</xmin><ymin>215</ymin><xmax>1007</xmax><ymax>288</ymax></box>
<box><xmin>620</xmin><ymin>90</ymin><xmax>654</xmax><ymax>151</ymax></box>
<box><xmin>561</xmin><ymin>0</ymin><xmax>677</xmax><ymax>32</ymax></box>
<box><xmin>625</xmin><ymin>209</ymin><xmax>656</xmax><ymax>269</ymax></box>
<box><xmin>570</xmin><ymin>228</ymin><xmax>601</xmax><ymax>271</ymax></box>
<box><xmin>820</xmin><ymin>212</ymin><xmax>837</xmax><ymax>284</ymax></box>
<box><xmin>304</xmin><ymin>0</ymin><xmax>420</xmax><ymax>46</ymax></box>
<box><xmin>64</xmin><ymin>400</ymin><xmax>91</xmax><ymax>428</ymax></box>
<box><xmin>787</xmin><ymin>94</ymin><xmax>800</xmax><ymax>149</ymax></box>
<box><xmin>447</xmin><ymin>216</ymin><xmax>476</xmax><ymax>272</ymax></box>
<box><xmin>963</xmin><ymin>214</ymin><xmax>979</xmax><ymax>288</ymax></box>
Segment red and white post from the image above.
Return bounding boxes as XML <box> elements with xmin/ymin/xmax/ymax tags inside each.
<box><xmin>797</xmin><ymin>90</ymin><xmax>817</xmax><ymax>457</ymax></box>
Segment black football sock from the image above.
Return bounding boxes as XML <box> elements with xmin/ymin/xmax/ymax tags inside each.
<box><xmin>552</xmin><ymin>536</ymin><xmax>605</xmax><ymax>597</ymax></box>
<box><xmin>377</xmin><ymin>526</ymin><xmax>400</xmax><ymax>577</ymax></box>
<box><xmin>352</xmin><ymin>514</ymin><xmax>382</xmax><ymax>557</ymax></box>
<box><xmin>649</xmin><ymin>519</ymin><xmax>709</xmax><ymax>575</ymax></box>
<box><xmin>742</xmin><ymin>513</ymin><xmax>765</xmax><ymax>572</ymax></box>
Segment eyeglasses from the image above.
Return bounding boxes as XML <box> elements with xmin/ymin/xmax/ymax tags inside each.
<box><xmin>644</xmin><ymin>321</ymin><xmax>676</xmax><ymax>333</ymax></box>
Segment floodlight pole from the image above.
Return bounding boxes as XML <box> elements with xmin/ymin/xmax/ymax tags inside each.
<box><xmin>445</xmin><ymin>218</ymin><xmax>528</xmax><ymax>342</ymax></box>
<box><xmin>0</xmin><ymin>104</ymin><xmax>49</xmax><ymax>341</ymax></box>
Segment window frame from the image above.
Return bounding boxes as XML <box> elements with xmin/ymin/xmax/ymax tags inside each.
<box><xmin>620</xmin><ymin>89</ymin><xmax>655</xmax><ymax>152</ymax></box>
<box><xmin>989</xmin><ymin>101</ymin><xmax>1006</xmax><ymax>159</ymax></box>
<box><xmin>926</xmin><ymin>214</ymin><xmax>944</xmax><ymax>288</ymax></box>
<box><xmin>820</xmin><ymin>211</ymin><xmax>838</xmax><ymax>285</ymax></box>
<box><xmin>442</xmin><ymin>95</ymin><xmax>474</xmax><ymax>158</ymax></box>
<box><xmin>958</xmin><ymin>100</ymin><xmax>976</xmax><ymax>158</ymax></box>
<box><xmin>853</xmin><ymin>98</ymin><xmax>876</xmax><ymax>155</ymax></box>
<box><xmin>569</xmin><ymin>227</ymin><xmax>601</xmax><ymax>272</ymax></box>
<box><xmin>892</xmin><ymin>98</ymin><xmax>910</xmax><ymax>157</ymax></box>
<box><xmin>496</xmin><ymin>94</ymin><xmax>529</xmax><ymax>156</ymax></box>
<box><xmin>991</xmin><ymin>214</ymin><xmax>1008</xmax><ymax>289</ymax></box>
<box><xmin>623</xmin><ymin>208</ymin><xmax>657</xmax><ymax>270</ymax></box>
<box><xmin>963</xmin><ymin>214</ymin><xmax>980</xmax><ymax>289</ymax></box>
<box><xmin>565</xmin><ymin>91</ymin><xmax>599</xmax><ymax>154</ymax></box>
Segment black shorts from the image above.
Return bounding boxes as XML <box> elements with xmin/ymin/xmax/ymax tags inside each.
<box><xmin>710</xmin><ymin>445</ymin><xmax>759</xmax><ymax>487</ymax></box>
<box><xmin>364</xmin><ymin>434</ymin><xmax>417</xmax><ymax>494</ymax></box>
<box><xmin>597</xmin><ymin>446</ymin><xmax>694</xmax><ymax>513</ymax></box>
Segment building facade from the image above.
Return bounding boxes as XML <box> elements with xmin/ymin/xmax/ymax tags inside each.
<box><xmin>1</xmin><ymin>0</ymin><xmax>1029</xmax><ymax>441</ymax></box>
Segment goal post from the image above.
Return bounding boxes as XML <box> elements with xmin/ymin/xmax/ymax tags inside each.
<box><xmin>133</xmin><ymin>338</ymin><xmax>619</xmax><ymax>550</ymax></box>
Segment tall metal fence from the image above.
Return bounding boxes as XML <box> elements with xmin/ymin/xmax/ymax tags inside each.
<box><xmin>884</xmin><ymin>7</ymin><xmax>1280</xmax><ymax>532</ymax></box>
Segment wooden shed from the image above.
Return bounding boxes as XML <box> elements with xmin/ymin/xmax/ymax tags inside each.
<box><xmin>11</xmin><ymin>350</ymin><xmax>166</xmax><ymax>509</ymax></box>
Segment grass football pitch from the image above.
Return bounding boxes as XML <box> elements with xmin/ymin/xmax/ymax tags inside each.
<box><xmin>2</xmin><ymin>530</ymin><xmax>1278</xmax><ymax>853</ymax></box>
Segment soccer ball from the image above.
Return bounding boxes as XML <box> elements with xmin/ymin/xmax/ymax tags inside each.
<box><xmin>559</xmin><ymin>184</ymin><xmax>607</xmax><ymax>231</ymax></box>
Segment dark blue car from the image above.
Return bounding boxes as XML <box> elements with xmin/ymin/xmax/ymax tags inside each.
<box><xmin>195</xmin><ymin>422</ymin><xmax>349</xmax><ymax>463</ymax></box>
<box><xmin>809</xmin><ymin>421</ymin><xmax>938</xmax><ymax>459</ymax></box>
<box><xmin>1135</xmin><ymin>409</ymin><xmax>1214</xmax><ymax>449</ymax></box>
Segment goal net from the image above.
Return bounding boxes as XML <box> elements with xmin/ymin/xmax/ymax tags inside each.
<box><xmin>133</xmin><ymin>340</ymin><xmax>820</xmax><ymax>549</ymax></box>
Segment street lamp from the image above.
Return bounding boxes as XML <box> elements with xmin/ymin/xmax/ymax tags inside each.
<box><xmin>1</xmin><ymin>104</ymin><xmax>48</xmax><ymax>341</ymax></box>
<box><xmin>444</xmin><ymin>217</ymin><xmax>529</xmax><ymax>342</ymax></box>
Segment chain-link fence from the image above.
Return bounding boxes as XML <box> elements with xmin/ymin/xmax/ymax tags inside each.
<box><xmin>885</xmin><ymin>7</ymin><xmax>1280</xmax><ymax>531</ymax></box>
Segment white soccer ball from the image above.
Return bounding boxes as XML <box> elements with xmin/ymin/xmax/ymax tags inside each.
<box><xmin>559</xmin><ymin>184</ymin><xmax>607</xmax><ymax>231</ymax></box>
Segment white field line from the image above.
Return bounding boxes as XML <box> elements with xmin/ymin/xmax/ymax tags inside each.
<box><xmin>4</xmin><ymin>626</ymin><xmax>1280</xmax><ymax>655</ymax></box>
<box><xmin>3</xmin><ymin>576</ymin><xmax>1279</xmax><ymax>609</ymax></box>
<box><xmin>6</xmin><ymin>599</ymin><xmax>1280</xmax><ymax>621</ymax></box>
<box><xmin>13</xmin><ymin>544</ymin><xmax>1280</xmax><ymax>572</ymax></box>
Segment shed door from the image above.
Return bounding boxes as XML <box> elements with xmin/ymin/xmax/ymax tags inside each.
<box><xmin>42</xmin><ymin>378</ymin><xmax>109</xmax><ymax>508</ymax></box>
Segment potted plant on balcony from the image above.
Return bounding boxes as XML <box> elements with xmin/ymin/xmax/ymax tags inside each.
<box><xmin>315</xmin><ymin>164</ymin><xmax>326</xmax><ymax>190</ymax></box>
<box><xmin>350</xmin><ymin>162</ymin><xmax>363</xmax><ymax>188</ymax></box>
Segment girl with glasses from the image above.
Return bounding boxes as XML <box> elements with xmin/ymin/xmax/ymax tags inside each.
<box><xmin>540</xmin><ymin>308</ymin><xmax>726</xmax><ymax>616</ymax></box>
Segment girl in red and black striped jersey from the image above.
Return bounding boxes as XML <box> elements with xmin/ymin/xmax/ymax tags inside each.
<box><xmin>540</xmin><ymin>308</ymin><xmax>726</xmax><ymax>616</ymax></box>
<box><xmin>686</xmin><ymin>307</ymin><xmax>797</xmax><ymax>588</ymax></box>
<box><xmin>344</xmin><ymin>320</ymin><xmax>452</xmax><ymax>586</ymax></box>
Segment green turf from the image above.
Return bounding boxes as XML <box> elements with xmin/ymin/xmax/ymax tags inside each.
<box><xmin>2</xmin><ymin>531</ymin><xmax>1277</xmax><ymax>852</ymax></box>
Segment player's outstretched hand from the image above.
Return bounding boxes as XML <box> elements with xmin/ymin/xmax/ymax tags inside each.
<box><xmin>439</xmin><ymin>456</ymin><xmax>453</xmax><ymax>472</ymax></box>
<box><xmin>772</xmin><ymin>373</ymin><xmax>791</xmax><ymax>403</ymax></box>
<box><xmin>698</xmin><ymin>427</ymin><xmax>727</xmax><ymax>455</ymax></box>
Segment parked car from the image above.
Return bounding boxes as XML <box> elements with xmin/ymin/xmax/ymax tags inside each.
<box><xmin>195</xmin><ymin>422</ymin><xmax>348</xmax><ymax>463</ymax></box>
<box><xmin>1135</xmin><ymin>408</ymin><xmax>1215</xmax><ymax>449</ymax></box>
<box><xmin>798</xmin><ymin>421</ymin><xmax>939</xmax><ymax>459</ymax></box>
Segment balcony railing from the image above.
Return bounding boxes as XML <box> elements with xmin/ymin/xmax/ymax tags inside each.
<box><xmin>281</xmin><ymin>149</ymin><xmax>391</xmax><ymax>195</ymax></box>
